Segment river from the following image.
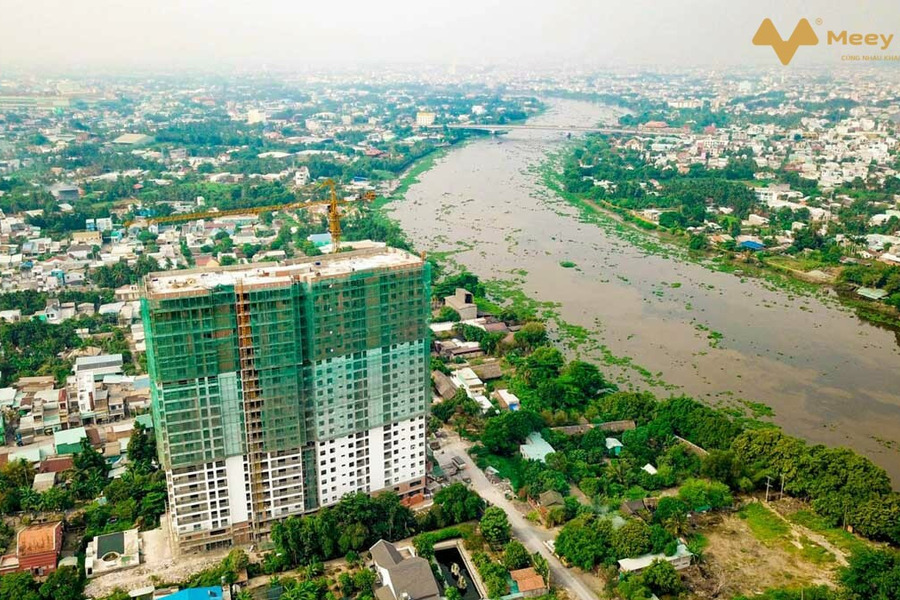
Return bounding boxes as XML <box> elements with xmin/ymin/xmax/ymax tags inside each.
<box><xmin>386</xmin><ymin>98</ymin><xmax>900</xmax><ymax>487</ymax></box>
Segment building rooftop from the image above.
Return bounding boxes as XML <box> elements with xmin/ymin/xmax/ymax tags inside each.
<box><xmin>370</xmin><ymin>540</ymin><xmax>440</xmax><ymax>600</ymax></box>
<box><xmin>54</xmin><ymin>426</ymin><xmax>87</xmax><ymax>449</ymax></box>
<box><xmin>158</xmin><ymin>587</ymin><xmax>222</xmax><ymax>600</ymax></box>
<box><xmin>510</xmin><ymin>567</ymin><xmax>546</xmax><ymax>593</ymax></box>
<box><xmin>520</xmin><ymin>431</ymin><xmax>555</xmax><ymax>463</ymax></box>
<box><xmin>617</xmin><ymin>543</ymin><xmax>693</xmax><ymax>573</ymax></box>
<box><xmin>75</xmin><ymin>354</ymin><xmax>123</xmax><ymax>371</ymax></box>
<box><xmin>144</xmin><ymin>246</ymin><xmax>422</xmax><ymax>297</ymax></box>
<box><xmin>32</xmin><ymin>472</ymin><xmax>56</xmax><ymax>493</ymax></box>
<box><xmin>86</xmin><ymin>528</ymin><xmax>141</xmax><ymax>578</ymax></box>
<box><xmin>112</xmin><ymin>133</ymin><xmax>153</xmax><ymax>145</ymax></box>
<box><xmin>18</xmin><ymin>522</ymin><xmax>61</xmax><ymax>557</ymax></box>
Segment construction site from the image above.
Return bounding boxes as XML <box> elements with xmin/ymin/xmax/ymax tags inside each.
<box><xmin>141</xmin><ymin>245</ymin><xmax>432</xmax><ymax>553</ymax></box>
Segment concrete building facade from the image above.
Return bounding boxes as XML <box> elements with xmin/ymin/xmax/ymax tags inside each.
<box><xmin>141</xmin><ymin>247</ymin><xmax>431</xmax><ymax>552</ymax></box>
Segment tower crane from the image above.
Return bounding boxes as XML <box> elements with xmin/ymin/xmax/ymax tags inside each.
<box><xmin>318</xmin><ymin>178</ymin><xmax>376</xmax><ymax>253</ymax></box>
<box><xmin>124</xmin><ymin>178</ymin><xmax>376</xmax><ymax>254</ymax></box>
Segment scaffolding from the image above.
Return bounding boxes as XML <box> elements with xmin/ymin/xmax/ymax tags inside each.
<box><xmin>142</xmin><ymin>248</ymin><xmax>431</xmax><ymax>541</ymax></box>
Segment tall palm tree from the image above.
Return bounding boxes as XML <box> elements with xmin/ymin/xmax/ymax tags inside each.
<box><xmin>664</xmin><ymin>512</ymin><xmax>689</xmax><ymax>538</ymax></box>
<box><xmin>283</xmin><ymin>580</ymin><xmax>319</xmax><ymax>600</ymax></box>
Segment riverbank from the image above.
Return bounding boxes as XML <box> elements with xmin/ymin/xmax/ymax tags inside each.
<box><xmin>540</xmin><ymin>144</ymin><xmax>900</xmax><ymax>333</ymax></box>
<box><xmin>381</xmin><ymin>97</ymin><xmax>900</xmax><ymax>487</ymax></box>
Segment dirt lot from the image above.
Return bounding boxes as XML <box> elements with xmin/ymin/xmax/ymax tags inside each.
<box><xmin>84</xmin><ymin>514</ymin><xmax>230</xmax><ymax>599</ymax></box>
<box><xmin>684</xmin><ymin>508</ymin><xmax>837</xmax><ymax>599</ymax></box>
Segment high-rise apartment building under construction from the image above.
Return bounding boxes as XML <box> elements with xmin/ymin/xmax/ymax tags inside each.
<box><xmin>141</xmin><ymin>246</ymin><xmax>430</xmax><ymax>553</ymax></box>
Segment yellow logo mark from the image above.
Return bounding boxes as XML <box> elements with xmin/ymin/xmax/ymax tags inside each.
<box><xmin>753</xmin><ymin>18</ymin><xmax>819</xmax><ymax>65</ymax></box>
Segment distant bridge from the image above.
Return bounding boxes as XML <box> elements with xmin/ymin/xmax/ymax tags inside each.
<box><xmin>430</xmin><ymin>123</ymin><xmax>687</xmax><ymax>137</ymax></box>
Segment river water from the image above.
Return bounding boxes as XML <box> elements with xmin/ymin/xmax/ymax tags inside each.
<box><xmin>387</xmin><ymin>99</ymin><xmax>900</xmax><ymax>487</ymax></box>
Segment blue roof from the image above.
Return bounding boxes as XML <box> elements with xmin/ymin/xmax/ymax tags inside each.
<box><xmin>307</xmin><ymin>233</ymin><xmax>333</xmax><ymax>246</ymax></box>
<box><xmin>738</xmin><ymin>240</ymin><xmax>765</xmax><ymax>250</ymax></box>
<box><xmin>161</xmin><ymin>588</ymin><xmax>222</xmax><ymax>600</ymax></box>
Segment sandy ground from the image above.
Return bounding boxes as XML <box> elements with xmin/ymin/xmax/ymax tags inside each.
<box><xmin>686</xmin><ymin>511</ymin><xmax>836</xmax><ymax>598</ymax></box>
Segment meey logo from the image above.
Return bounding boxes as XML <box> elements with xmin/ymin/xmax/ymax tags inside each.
<box><xmin>753</xmin><ymin>18</ymin><xmax>895</xmax><ymax>65</ymax></box>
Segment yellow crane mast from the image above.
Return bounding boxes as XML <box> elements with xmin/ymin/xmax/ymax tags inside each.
<box><xmin>125</xmin><ymin>179</ymin><xmax>376</xmax><ymax>254</ymax></box>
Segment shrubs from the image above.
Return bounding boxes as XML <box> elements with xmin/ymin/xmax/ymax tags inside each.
<box><xmin>677</xmin><ymin>478</ymin><xmax>733</xmax><ymax>511</ymax></box>
<box><xmin>471</xmin><ymin>552</ymin><xmax>509</xmax><ymax>599</ymax></box>
<box><xmin>555</xmin><ymin>515</ymin><xmax>676</xmax><ymax>570</ymax></box>
<box><xmin>413</xmin><ymin>526</ymin><xmax>464</xmax><ymax>559</ymax></box>
<box><xmin>271</xmin><ymin>492</ymin><xmax>416</xmax><ymax>569</ymax></box>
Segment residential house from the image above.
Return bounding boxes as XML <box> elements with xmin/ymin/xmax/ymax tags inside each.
<box><xmin>492</xmin><ymin>389</ymin><xmax>520</xmax><ymax>411</ymax></box>
<box><xmin>510</xmin><ymin>568</ymin><xmax>548</xmax><ymax>598</ymax></box>
<box><xmin>370</xmin><ymin>540</ymin><xmax>441</xmax><ymax>600</ymax></box>
<box><xmin>444</xmin><ymin>288</ymin><xmax>477</xmax><ymax>321</ymax></box>
<box><xmin>617</xmin><ymin>543</ymin><xmax>693</xmax><ymax>574</ymax></box>
<box><xmin>520</xmin><ymin>432</ymin><xmax>555</xmax><ymax>463</ymax></box>
<box><xmin>606</xmin><ymin>437</ymin><xmax>624</xmax><ymax>456</ymax></box>
<box><xmin>13</xmin><ymin>522</ymin><xmax>63</xmax><ymax>576</ymax></box>
<box><xmin>451</xmin><ymin>368</ymin><xmax>484</xmax><ymax>395</ymax></box>
<box><xmin>85</xmin><ymin>528</ymin><xmax>141</xmax><ymax>578</ymax></box>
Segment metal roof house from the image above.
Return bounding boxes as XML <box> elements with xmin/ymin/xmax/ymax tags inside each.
<box><xmin>617</xmin><ymin>543</ymin><xmax>693</xmax><ymax>574</ymax></box>
<box><xmin>520</xmin><ymin>432</ymin><xmax>555</xmax><ymax>463</ymax></box>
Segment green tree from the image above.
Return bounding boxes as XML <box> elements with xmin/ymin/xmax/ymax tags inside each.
<box><xmin>282</xmin><ymin>580</ymin><xmax>320</xmax><ymax>600</ymax></box>
<box><xmin>840</xmin><ymin>548</ymin><xmax>900</xmax><ymax>600</ymax></box>
<box><xmin>701</xmin><ymin>449</ymin><xmax>745</xmax><ymax>490</ymax></box>
<box><xmin>480</xmin><ymin>410</ymin><xmax>544</xmax><ymax>456</ymax></box>
<box><xmin>520</xmin><ymin>346</ymin><xmax>564</xmax><ymax>387</ymax></box>
<box><xmin>688</xmin><ymin>234</ymin><xmax>709</xmax><ymax>250</ymax></box>
<box><xmin>432</xmin><ymin>483</ymin><xmax>485</xmax><ymax>525</ymax></box>
<box><xmin>126</xmin><ymin>423</ymin><xmax>157</xmax><ymax>474</ymax></box>
<box><xmin>436</xmin><ymin>306</ymin><xmax>461</xmax><ymax>322</ymax></box>
<box><xmin>642</xmin><ymin>559</ymin><xmax>682</xmax><ymax>596</ymax></box>
<box><xmin>558</xmin><ymin>360</ymin><xmax>607</xmax><ymax>400</ymax></box>
<box><xmin>353</xmin><ymin>568</ymin><xmax>375</xmax><ymax>596</ymax></box>
<box><xmin>678</xmin><ymin>478</ymin><xmax>733</xmax><ymax>510</ymax></box>
<box><xmin>502</xmin><ymin>540</ymin><xmax>531</xmax><ymax>570</ymax></box>
<box><xmin>612</xmin><ymin>519</ymin><xmax>652</xmax><ymax>559</ymax></box>
<box><xmin>74</xmin><ymin>437</ymin><xmax>108</xmax><ymax>475</ymax></box>
<box><xmin>514</xmin><ymin>322</ymin><xmax>547</xmax><ymax>350</ymax></box>
<box><xmin>555</xmin><ymin>515</ymin><xmax>613</xmax><ymax>570</ymax></box>
<box><xmin>480</xmin><ymin>507</ymin><xmax>511</xmax><ymax>548</ymax></box>
<box><xmin>1</xmin><ymin>459</ymin><xmax>35</xmax><ymax>488</ymax></box>
<box><xmin>532</xmin><ymin>552</ymin><xmax>550</xmax><ymax>585</ymax></box>
<box><xmin>38</xmin><ymin>567</ymin><xmax>85</xmax><ymax>600</ymax></box>
<box><xmin>0</xmin><ymin>572</ymin><xmax>41</xmax><ymax>600</ymax></box>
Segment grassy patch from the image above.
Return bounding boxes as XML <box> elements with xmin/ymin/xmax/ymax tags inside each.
<box><xmin>740</xmin><ymin>503</ymin><xmax>790</xmax><ymax>542</ymax></box>
<box><xmin>798</xmin><ymin>536</ymin><xmax>835</xmax><ymax>565</ymax></box>
<box><xmin>559</xmin><ymin>260</ymin><xmax>577</xmax><ymax>269</ymax></box>
<box><xmin>472</xmin><ymin>451</ymin><xmax>524</xmax><ymax>489</ymax></box>
<box><xmin>740</xmin><ymin>504</ymin><xmax>837</xmax><ymax>567</ymax></box>
<box><xmin>788</xmin><ymin>510</ymin><xmax>870</xmax><ymax>556</ymax></box>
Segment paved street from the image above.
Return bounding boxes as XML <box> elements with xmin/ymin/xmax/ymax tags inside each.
<box><xmin>435</xmin><ymin>435</ymin><xmax>602</xmax><ymax>600</ymax></box>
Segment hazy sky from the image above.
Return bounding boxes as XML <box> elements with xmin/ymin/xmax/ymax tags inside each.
<box><xmin>0</xmin><ymin>0</ymin><xmax>897</xmax><ymax>71</ymax></box>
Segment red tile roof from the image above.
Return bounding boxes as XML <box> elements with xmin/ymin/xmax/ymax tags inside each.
<box><xmin>510</xmin><ymin>568</ymin><xmax>545</xmax><ymax>593</ymax></box>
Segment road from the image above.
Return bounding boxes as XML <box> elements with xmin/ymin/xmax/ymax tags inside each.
<box><xmin>435</xmin><ymin>435</ymin><xmax>602</xmax><ymax>600</ymax></box>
